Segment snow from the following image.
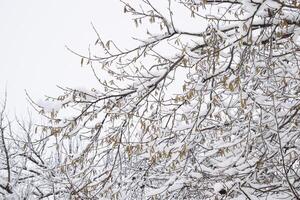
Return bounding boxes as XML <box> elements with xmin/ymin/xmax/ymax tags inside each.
<box><xmin>37</xmin><ymin>99</ymin><xmax>63</xmax><ymax>112</ymax></box>
<box><xmin>213</xmin><ymin>182</ymin><xmax>224</xmax><ymax>194</ymax></box>
<box><xmin>145</xmin><ymin>185</ymin><xmax>168</xmax><ymax>197</ymax></box>
<box><xmin>2</xmin><ymin>0</ymin><xmax>300</xmax><ymax>199</ymax></box>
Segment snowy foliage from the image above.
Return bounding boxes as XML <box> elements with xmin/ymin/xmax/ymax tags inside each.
<box><xmin>2</xmin><ymin>0</ymin><xmax>300</xmax><ymax>199</ymax></box>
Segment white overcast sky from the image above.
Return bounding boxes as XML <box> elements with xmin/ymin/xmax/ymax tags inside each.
<box><xmin>0</xmin><ymin>0</ymin><xmax>139</xmax><ymax>116</ymax></box>
<box><xmin>0</xmin><ymin>0</ymin><xmax>206</xmax><ymax>118</ymax></box>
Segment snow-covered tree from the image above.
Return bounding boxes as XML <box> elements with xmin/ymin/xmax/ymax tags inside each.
<box><xmin>0</xmin><ymin>94</ymin><xmax>67</xmax><ymax>199</ymax></box>
<box><xmin>19</xmin><ymin>0</ymin><xmax>300</xmax><ymax>199</ymax></box>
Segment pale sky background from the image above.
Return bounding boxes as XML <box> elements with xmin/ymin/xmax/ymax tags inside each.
<box><xmin>0</xmin><ymin>0</ymin><xmax>205</xmax><ymax>118</ymax></box>
<box><xmin>0</xmin><ymin>0</ymin><xmax>140</xmax><ymax>117</ymax></box>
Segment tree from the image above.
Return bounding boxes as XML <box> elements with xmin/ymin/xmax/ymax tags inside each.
<box><xmin>0</xmin><ymin>93</ymin><xmax>68</xmax><ymax>199</ymax></box>
<box><xmin>0</xmin><ymin>93</ymin><xmax>14</xmax><ymax>195</ymax></box>
<box><xmin>17</xmin><ymin>0</ymin><xmax>300</xmax><ymax>199</ymax></box>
